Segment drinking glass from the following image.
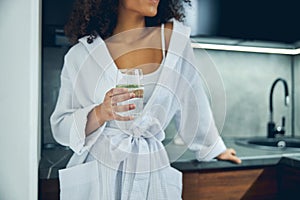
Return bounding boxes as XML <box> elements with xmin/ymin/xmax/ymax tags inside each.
<box><xmin>116</xmin><ymin>68</ymin><xmax>144</xmax><ymax>118</ymax></box>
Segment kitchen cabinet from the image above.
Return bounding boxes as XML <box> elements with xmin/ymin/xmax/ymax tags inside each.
<box><xmin>182</xmin><ymin>163</ymin><xmax>300</xmax><ymax>200</ymax></box>
<box><xmin>278</xmin><ymin>165</ymin><xmax>300</xmax><ymax>200</ymax></box>
<box><xmin>39</xmin><ymin>179</ymin><xmax>59</xmax><ymax>200</ymax></box>
<box><xmin>39</xmin><ymin>164</ymin><xmax>300</xmax><ymax>200</ymax></box>
<box><xmin>182</xmin><ymin>167</ymin><xmax>278</xmax><ymax>200</ymax></box>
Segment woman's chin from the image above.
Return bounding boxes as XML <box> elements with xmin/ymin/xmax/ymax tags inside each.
<box><xmin>145</xmin><ymin>8</ymin><xmax>158</xmax><ymax>17</ymax></box>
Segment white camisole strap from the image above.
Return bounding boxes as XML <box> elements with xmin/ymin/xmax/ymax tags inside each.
<box><xmin>161</xmin><ymin>23</ymin><xmax>166</xmax><ymax>59</ymax></box>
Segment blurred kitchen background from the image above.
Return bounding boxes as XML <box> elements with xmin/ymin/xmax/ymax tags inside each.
<box><xmin>3</xmin><ymin>0</ymin><xmax>300</xmax><ymax>199</ymax></box>
<box><xmin>42</xmin><ymin>0</ymin><xmax>300</xmax><ymax>146</ymax></box>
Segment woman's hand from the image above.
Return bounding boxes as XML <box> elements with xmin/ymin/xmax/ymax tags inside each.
<box><xmin>216</xmin><ymin>148</ymin><xmax>242</xmax><ymax>164</ymax></box>
<box><xmin>94</xmin><ymin>88</ymin><xmax>136</xmax><ymax>126</ymax></box>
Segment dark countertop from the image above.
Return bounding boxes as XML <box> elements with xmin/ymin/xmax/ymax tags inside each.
<box><xmin>39</xmin><ymin>137</ymin><xmax>300</xmax><ymax>179</ymax></box>
<box><xmin>171</xmin><ymin>137</ymin><xmax>300</xmax><ymax>171</ymax></box>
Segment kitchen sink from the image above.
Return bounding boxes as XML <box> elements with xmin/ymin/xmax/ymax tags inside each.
<box><xmin>235</xmin><ymin>136</ymin><xmax>300</xmax><ymax>151</ymax></box>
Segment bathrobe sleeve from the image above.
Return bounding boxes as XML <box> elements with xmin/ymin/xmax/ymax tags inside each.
<box><xmin>173</xmin><ymin>38</ymin><xmax>227</xmax><ymax>161</ymax></box>
<box><xmin>50</xmin><ymin>44</ymin><xmax>106</xmax><ymax>155</ymax></box>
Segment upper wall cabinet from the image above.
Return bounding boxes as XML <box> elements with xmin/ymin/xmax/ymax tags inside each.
<box><xmin>43</xmin><ymin>0</ymin><xmax>300</xmax><ymax>51</ymax></box>
<box><xmin>184</xmin><ymin>0</ymin><xmax>300</xmax><ymax>47</ymax></box>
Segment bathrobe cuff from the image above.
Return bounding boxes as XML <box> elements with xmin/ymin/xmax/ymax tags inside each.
<box><xmin>195</xmin><ymin>136</ymin><xmax>227</xmax><ymax>161</ymax></box>
<box><xmin>70</xmin><ymin>104</ymin><xmax>106</xmax><ymax>155</ymax></box>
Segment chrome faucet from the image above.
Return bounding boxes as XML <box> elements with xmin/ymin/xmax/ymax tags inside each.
<box><xmin>267</xmin><ymin>78</ymin><xmax>289</xmax><ymax>138</ymax></box>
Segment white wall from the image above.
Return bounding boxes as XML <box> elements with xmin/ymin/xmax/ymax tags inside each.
<box><xmin>0</xmin><ymin>0</ymin><xmax>41</xmax><ymax>199</ymax></box>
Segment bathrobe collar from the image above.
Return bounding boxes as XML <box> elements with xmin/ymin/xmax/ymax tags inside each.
<box><xmin>77</xmin><ymin>19</ymin><xmax>191</xmax><ymax>76</ymax></box>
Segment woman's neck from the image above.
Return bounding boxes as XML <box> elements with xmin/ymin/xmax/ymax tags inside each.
<box><xmin>114</xmin><ymin>17</ymin><xmax>145</xmax><ymax>34</ymax></box>
<box><xmin>111</xmin><ymin>13</ymin><xmax>146</xmax><ymax>44</ymax></box>
<box><xmin>113</xmin><ymin>6</ymin><xmax>145</xmax><ymax>35</ymax></box>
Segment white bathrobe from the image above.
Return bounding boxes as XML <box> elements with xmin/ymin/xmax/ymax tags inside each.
<box><xmin>50</xmin><ymin>19</ymin><xmax>226</xmax><ymax>200</ymax></box>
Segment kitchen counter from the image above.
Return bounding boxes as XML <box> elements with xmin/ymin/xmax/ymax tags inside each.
<box><xmin>39</xmin><ymin>137</ymin><xmax>300</xmax><ymax>179</ymax></box>
<box><xmin>171</xmin><ymin>137</ymin><xmax>300</xmax><ymax>171</ymax></box>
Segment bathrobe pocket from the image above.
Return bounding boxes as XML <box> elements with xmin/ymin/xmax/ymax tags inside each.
<box><xmin>165</xmin><ymin>167</ymin><xmax>183</xmax><ymax>199</ymax></box>
<box><xmin>59</xmin><ymin>160</ymin><xmax>100</xmax><ymax>200</ymax></box>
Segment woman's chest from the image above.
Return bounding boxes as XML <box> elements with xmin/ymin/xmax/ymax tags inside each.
<box><xmin>114</xmin><ymin>49</ymin><xmax>163</xmax><ymax>74</ymax></box>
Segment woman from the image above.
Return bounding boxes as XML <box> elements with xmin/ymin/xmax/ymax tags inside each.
<box><xmin>51</xmin><ymin>0</ymin><xmax>241</xmax><ymax>199</ymax></box>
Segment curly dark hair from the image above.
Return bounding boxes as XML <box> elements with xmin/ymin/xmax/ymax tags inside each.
<box><xmin>65</xmin><ymin>0</ymin><xmax>191</xmax><ymax>44</ymax></box>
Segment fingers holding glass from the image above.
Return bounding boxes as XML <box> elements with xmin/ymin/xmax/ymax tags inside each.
<box><xmin>108</xmin><ymin>88</ymin><xmax>137</xmax><ymax>121</ymax></box>
<box><xmin>115</xmin><ymin>68</ymin><xmax>144</xmax><ymax>119</ymax></box>
<box><xmin>113</xmin><ymin>103</ymin><xmax>136</xmax><ymax>113</ymax></box>
<box><xmin>111</xmin><ymin>91</ymin><xmax>135</xmax><ymax>105</ymax></box>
